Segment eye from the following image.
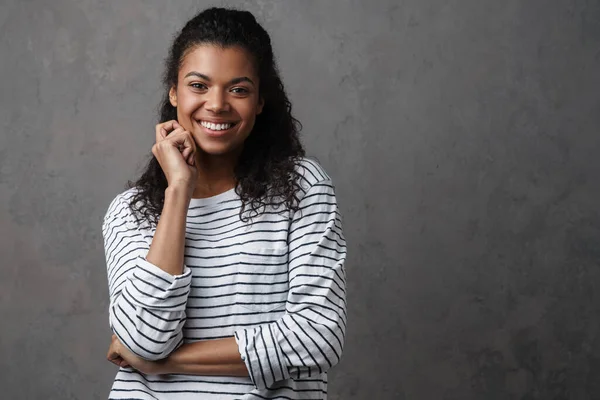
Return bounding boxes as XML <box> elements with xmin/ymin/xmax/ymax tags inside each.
<box><xmin>190</xmin><ymin>83</ymin><xmax>207</xmax><ymax>90</ymax></box>
<box><xmin>231</xmin><ymin>87</ymin><xmax>249</xmax><ymax>94</ymax></box>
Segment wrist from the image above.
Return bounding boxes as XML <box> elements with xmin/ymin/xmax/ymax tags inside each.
<box><xmin>158</xmin><ymin>356</ymin><xmax>178</xmax><ymax>375</ymax></box>
<box><xmin>165</xmin><ymin>183</ymin><xmax>193</xmax><ymax>200</ymax></box>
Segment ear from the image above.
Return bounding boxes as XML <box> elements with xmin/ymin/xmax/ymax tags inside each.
<box><xmin>256</xmin><ymin>96</ymin><xmax>265</xmax><ymax>115</ymax></box>
<box><xmin>169</xmin><ymin>87</ymin><xmax>177</xmax><ymax>107</ymax></box>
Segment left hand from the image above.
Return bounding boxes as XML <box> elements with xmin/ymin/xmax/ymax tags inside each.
<box><xmin>107</xmin><ymin>334</ymin><xmax>167</xmax><ymax>375</ymax></box>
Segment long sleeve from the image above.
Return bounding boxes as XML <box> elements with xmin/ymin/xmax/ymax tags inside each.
<box><xmin>234</xmin><ymin>180</ymin><xmax>347</xmax><ymax>390</ymax></box>
<box><xmin>102</xmin><ymin>192</ymin><xmax>192</xmax><ymax>360</ymax></box>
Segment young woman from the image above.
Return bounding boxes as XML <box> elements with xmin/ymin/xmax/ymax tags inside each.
<box><xmin>102</xmin><ymin>7</ymin><xmax>347</xmax><ymax>400</ymax></box>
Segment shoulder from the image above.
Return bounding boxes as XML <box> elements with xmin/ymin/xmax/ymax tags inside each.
<box><xmin>294</xmin><ymin>157</ymin><xmax>333</xmax><ymax>192</ymax></box>
<box><xmin>103</xmin><ymin>186</ymin><xmax>142</xmax><ymax>226</ymax></box>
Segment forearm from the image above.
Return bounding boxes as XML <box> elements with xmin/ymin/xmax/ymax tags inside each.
<box><xmin>104</xmin><ymin>188</ymin><xmax>192</xmax><ymax>360</ymax></box>
<box><xmin>146</xmin><ymin>185</ymin><xmax>191</xmax><ymax>276</ymax></box>
<box><xmin>162</xmin><ymin>337</ymin><xmax>248</xmax><ymax>377</ymax></box>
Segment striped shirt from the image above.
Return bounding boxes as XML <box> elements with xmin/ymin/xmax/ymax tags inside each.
<box><xmin>102</xmin><ymin>158</ymin><xmax>347</xmax><ymax>400</ymax></box>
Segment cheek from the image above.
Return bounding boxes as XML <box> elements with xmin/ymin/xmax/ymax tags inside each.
<box><xmin>178</xmin><ymin>94</ymin><xmax>201</xmax><ymax>114</ymax></box>
<box><xmin>238</xmin><ymin>101</ymin><xmax>260</xmax><ymax>122</ymax></box>
<box><xmin>239</xmin><ymin>110</ymin><xmax>257</xmax><ymax>132</ymax></box>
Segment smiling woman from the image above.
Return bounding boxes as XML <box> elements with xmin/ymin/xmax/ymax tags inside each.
<box><xmin>101</xmin><ymin>6</ymin><xmax>347</xmax><ymax>400</ymax></box>
<box><xmin>169</xmin><ymin>45</ymin><xmax>264</xmax><ymax>155</ymax></box>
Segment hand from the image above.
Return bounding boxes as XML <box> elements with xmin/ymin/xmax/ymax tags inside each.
<box><xmin>107</xmin><ymin>334</ymin><xmax>167</xmax><ymax>375</ymax></box>
<box><xmin>153</xmin><ymin>120</ymin><xmax>198</xmax><ymax>195</ymax></box>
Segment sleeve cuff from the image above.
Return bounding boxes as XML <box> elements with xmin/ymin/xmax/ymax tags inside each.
<box><xmin>234</xmin><ymin>325</ymin><xmax>291</xmax><ymax>390</ymax></box>
<box><xmin>125</xmin><ymin>256</ymin><xmax>192</xmax><ymax>311</ymax></box>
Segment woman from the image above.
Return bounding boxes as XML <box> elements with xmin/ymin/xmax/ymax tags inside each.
<box><xmin>102</xmin><ymin>7</ymin><xmax>347</xmax><ymax>400</ymax></box>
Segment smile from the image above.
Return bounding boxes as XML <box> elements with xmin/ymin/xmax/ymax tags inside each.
<box><xmin>198</xmin><ymin>120</ymin><xmax>238</xmax><ymax>131</ymax></box>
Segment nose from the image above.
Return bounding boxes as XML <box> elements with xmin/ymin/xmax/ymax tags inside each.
<box><xmin>205</xmin><ymin>89</ymin><xmax>230</xmax><ymax>113</ymax></box>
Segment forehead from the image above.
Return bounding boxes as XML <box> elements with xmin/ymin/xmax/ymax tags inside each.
<box><xmin>178</xmin><ymin>44</ymin><xmax>257</xmax><ymax>81</ymax></box>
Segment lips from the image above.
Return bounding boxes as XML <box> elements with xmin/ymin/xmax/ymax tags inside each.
<box><xmin>195</xmin><ymin>119</ymin><xmax>239</xmax><ymax>137</ymax></box>
<box><xmin>197</xmin><ymin>120</ymin><xmax>238</xmax><ymax>132</ymax></box>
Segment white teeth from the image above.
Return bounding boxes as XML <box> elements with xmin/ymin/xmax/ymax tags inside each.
<box><xmin>200</xmin><ymin>121</ymin><xmax>233</xmax><ymax>131</ymax></box>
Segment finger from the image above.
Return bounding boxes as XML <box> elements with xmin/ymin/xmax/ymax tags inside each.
<box><xmin>181</xmin><ymin>131</ymin><xmax>197</xmax><ymax>153</ymax></box>
<box><xmin>108</xmin><ymin>356</ymin><xmax>121</xmax><ymax>366</ymax></box>
<box><xmin>155</xmin><ymin>120</ymin><xmax>179</xmax><ymax>142</ymax></box>
<box><xmin>107</xmin><ymin>351</ymin><xmax>121</xmax><ymax>365</ymax></box>
<box><xmin>166</xmin><ymin>126</ymin><xmax>185</xmax><ymax>140</ymax></box>
<box><xmin>108</xmin><ymin>355</ymin><xmax>127</xmax><ymax>368</ymax></box>
<box><xmin>165</xmin><ymin>128</ymin><xmax>189</xmax><ymax>141</ymax></box>
<box><xmin>181</xmin><ymin>146</ymin><xmax>192</xmax><ymax>159</ymax></box>
<box><xmin>157</xmin><ymin>128</ymin><xmax>186</xmax><ymax>147</ymax></box>
<box><xmin>184</xmin><ymin>133</ymin><xmax>198</xmax><ymax>166</ymax></box>
<box><xmin>107</xmin><ymin>340</ymin><xmax>121</xmax><ymax>360</ymax></box>
<box><xmin>188</xmin><ymin>146</ymin><xmax>198</xmax><ymax>166</ymax></box>
<box><xmin>167</xmin><ymin>130</ymin><xmax>196</xmax><ymax>154</ymax></box>
<box><xmin>155</xmin><ymin>121</ymin><xmax>173</xmax><ymax>142</ymax></box>
<box><xmin>107</xmin><ymin>348</ymin><xmax>120</xmax><ymax>361</ymax></box>
<box><xmin>184</xmin><ymin>150</ymin><xmax>194</xmax><ymax>165</ymax></box>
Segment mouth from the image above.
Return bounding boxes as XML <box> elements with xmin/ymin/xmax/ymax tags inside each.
<box><xmin>197</xmin><ymin>120</ymin><xmax>239</xmax><ymax>133</ymax></box>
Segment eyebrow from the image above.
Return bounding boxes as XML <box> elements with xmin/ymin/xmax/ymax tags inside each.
<box><xmin>184</xmin><ymin>72</ymin><xmax>255</xmax><ymax>86</ymax></box>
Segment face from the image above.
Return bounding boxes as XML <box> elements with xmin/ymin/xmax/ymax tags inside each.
<box><xmin>169</xmin><ymin>44</ymin><xmax>264</xmax><ymax>158</ymax></box>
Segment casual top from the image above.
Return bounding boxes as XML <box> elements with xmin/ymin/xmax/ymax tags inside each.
<box><xmin>102</xmin><ymin>158</ymin><xmax>347</xmax><ymax>400</ymax></box>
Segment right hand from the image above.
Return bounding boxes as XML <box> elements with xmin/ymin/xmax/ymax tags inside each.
<box><xmin>153</xmin><ymin>120</ymin><xmax>198</xmax><ymax>194</ymax></box>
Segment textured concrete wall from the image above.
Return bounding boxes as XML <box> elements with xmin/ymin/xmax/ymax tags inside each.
<box><xmin>1</xmin><ymin>0</ymin><xmax>599</xmax><ymax>398</ymax></box>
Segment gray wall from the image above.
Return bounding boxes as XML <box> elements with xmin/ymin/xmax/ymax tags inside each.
<box><xmin>1</xmin><ymin>0</ymin><xmax>599</xmax><ymax>398</ymax></box>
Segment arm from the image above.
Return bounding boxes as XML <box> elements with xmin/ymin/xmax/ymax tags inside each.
<box><xmin>102</xmin><ymin>185</ymin><xmax>193</xmax><ymax>360</ymax></box>
<box><xmin>233</xmin><ymin>180</ymin><xmax>347</xmax><ymax>389</ymax></box>
<box><xmin>162</xmin><ymin>337</ymin><xmax>248</xmax><ymax>377</ymax></box>
<box><xmin>108</xmin><ymin>334</ymin><xmax>249</xmax><ymax>377</ymax></box>
<box><xmin>108</xmin><ymin>180</ymin><xmax>347</xmax><ymax>385</ymax></box>
<box><xmin>146</xmin><ymin>185</ymin><xmax>190</xmax><ymax>275</ymax></box>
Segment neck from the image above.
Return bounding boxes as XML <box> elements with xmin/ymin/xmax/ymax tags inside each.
<box><xmin>191</xmin><ymin>149</ymin><xmax>239</xmax><ymax>199</ymax></box>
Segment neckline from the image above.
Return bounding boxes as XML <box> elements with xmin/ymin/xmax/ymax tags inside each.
<box><xmin>188</xmin><ymin>187</ymin><xmax>238</xmax><ymax>208</ymax></box>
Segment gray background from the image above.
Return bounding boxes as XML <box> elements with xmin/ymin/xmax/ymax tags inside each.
<box><xmin>1</xmin><ymin>0</ymin><xmax>599</xmax><ymax>399</ymax></box>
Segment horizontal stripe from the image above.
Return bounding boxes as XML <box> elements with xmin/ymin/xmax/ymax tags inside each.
<box><xmin>102</xmin><ymin>158</ymin><xmax>345</xmax><ymax>399</ymax></box>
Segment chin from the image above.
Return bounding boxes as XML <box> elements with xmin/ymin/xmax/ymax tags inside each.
<box><xmin>197</xmin><ymin>142</ymin><xmax>243</xmax><ymax>157</ymax></box>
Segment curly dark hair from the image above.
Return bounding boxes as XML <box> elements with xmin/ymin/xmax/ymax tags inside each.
<box><xmin>127</xmin><ymin>7</ymin><xmax>305</xmax><ymax>225</ymax></box>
